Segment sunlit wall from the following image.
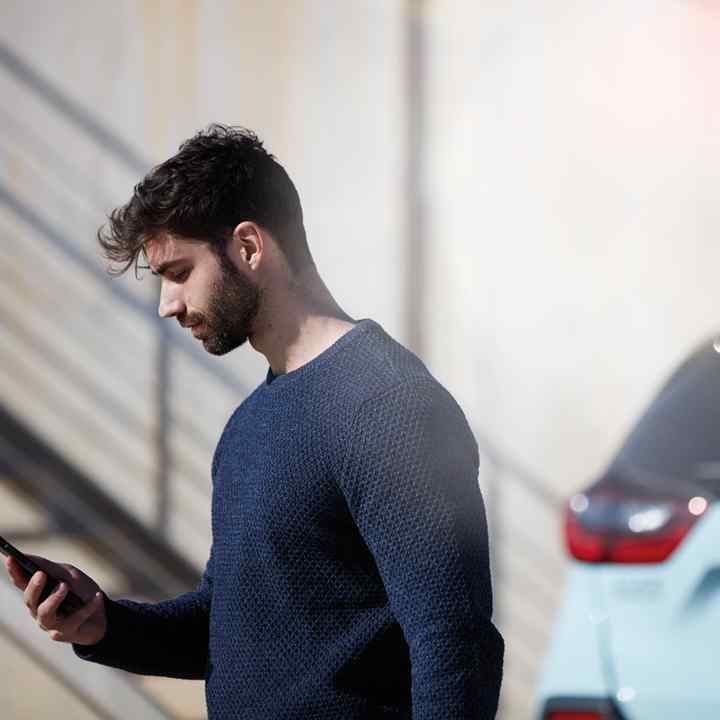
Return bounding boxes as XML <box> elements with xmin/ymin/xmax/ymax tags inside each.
<box><xmin>2</xmin><ymin>2</ymin><xmax>719</xmax><ymax>719</ymax></box>
<box><xmin>424</xmin><ymin>0</ymin><xmax>720</xmax><ymax>489</ymax></box>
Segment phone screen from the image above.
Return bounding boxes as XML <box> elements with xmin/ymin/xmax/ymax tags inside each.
<box><xmin>1</xmin><ymin>535</ymin><xmax>86</xmax><ymax>615</ymax></box>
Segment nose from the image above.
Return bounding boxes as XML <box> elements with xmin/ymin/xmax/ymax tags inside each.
<box><xmin>158</xmin><ymin>280</ymin><xmax>185</xmax><ymax>318</ymax></box>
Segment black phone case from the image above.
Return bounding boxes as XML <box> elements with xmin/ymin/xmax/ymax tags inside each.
<box><xmin>0</xmin><ymin>535</ymin><xmax>87</xmax><ymax>616</ymax></box>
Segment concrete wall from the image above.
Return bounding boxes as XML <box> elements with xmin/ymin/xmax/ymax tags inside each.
<box><xmin>0</xmin><ymin>3</ymin><xmax>407</xmax><ymax>718</ymax></box>
<box><xmin>424</xmin><ymin>0</ymin><xmax>720</xmax><ymax>495</ymax></box>
<box><xmin>1</xmin><ymin>0</ymin><xmax>407</xmax><ymax>360</ymax></box>
<box><xmin>5</xmin><ymin>0</ymin><xmax>719</xmax><ymax>499</ymax></box>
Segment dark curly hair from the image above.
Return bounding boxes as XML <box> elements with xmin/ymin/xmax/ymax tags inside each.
<box><xmin>98</xmin><ymin>124</ymin><xmax>312</xmax><ymax>275</ymax></box>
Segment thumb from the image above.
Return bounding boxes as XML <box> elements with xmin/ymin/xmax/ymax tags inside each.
<box><xmin>64</xmin><ymin>591</ymin><xmax>106</xmax><ymax>635</ymax></box>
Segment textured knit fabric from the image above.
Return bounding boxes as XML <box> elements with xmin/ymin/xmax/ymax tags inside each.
<box><xmin>73</xmin><ymin>318</ymin><xmax>504</xmax><ymax>719</ymax></box>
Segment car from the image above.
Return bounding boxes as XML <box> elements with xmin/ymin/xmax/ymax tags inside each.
<box><xmin>534</xmin><ymin>336</ymin><xmax>720</xmax><ymax>720</ymax></box>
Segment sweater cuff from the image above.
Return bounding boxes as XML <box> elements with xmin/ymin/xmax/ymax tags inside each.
<box><xmin>72</xmin><ymin>594</ymin><xmax>135</xmax><ymax>662</ymax></box>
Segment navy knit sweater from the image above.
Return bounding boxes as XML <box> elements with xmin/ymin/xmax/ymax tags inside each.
<box><xmin>73</xmin><ymin>319</ymin><xmax>504</xmax><ymax>719</ymax></box>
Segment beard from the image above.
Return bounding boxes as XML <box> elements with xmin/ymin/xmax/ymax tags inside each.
<box><xmin>189</xmin><ymin>251</ymin><xmax>262</xmax><ymax>356</ymax></box>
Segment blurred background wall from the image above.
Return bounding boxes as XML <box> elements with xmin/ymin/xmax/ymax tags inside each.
<box><xmin>1</xmin><ymin>1</ymin><xmax>719</xmax><ymax>719</ymax></box>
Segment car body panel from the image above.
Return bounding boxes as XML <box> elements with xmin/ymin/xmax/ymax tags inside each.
<box><xmin>534</xmin><ymin>563</ymin><xmax>613</xmax><ymax>717</ymax></box>
<box><xmin>599</xmin><ymin>504</ymin><xmax>720</xmax><ymax>720</ymax></box>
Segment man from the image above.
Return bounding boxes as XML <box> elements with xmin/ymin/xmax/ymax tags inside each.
<box><xmin>3</xmin><ymin>124</ymin><xmax>504</xmax><ymax>718</ymax></box>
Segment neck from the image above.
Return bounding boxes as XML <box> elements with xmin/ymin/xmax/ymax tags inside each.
<box><xmin>248</xmin><ymin>266</ymin><xmax>356</xmax><ymax>375</ymax></box>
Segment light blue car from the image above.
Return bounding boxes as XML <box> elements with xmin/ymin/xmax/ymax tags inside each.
<box><xmin>534</xmin><ymin>337</ymin><xmax>720</xmax><ymax>720</ymax></box>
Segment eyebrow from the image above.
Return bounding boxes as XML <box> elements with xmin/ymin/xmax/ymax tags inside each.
<box><xmin>143</xmin><ymin>259</ymin><xmax>187</xmax><ymax>276</ymax></box>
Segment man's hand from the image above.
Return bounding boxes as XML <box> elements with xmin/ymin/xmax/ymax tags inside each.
<box><xmin>3</xmin><ymin>554</ymin><xmax>107</xmax><ymax>646</ymax></box>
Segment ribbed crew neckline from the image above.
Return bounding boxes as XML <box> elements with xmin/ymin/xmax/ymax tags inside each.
<box><xmin>264</xmin><ymin>318</ymin><xmax>377</xmax><ymax>389</ymax></box>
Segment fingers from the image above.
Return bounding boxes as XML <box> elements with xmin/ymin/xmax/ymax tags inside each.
<box><xmin>6</xmin><ymin>555</ymin><xmax>105</xmax><ymax>644</ymax></box>
<box><xmin>3</xmin><ymin>556</ymin><xmax>15</xmax><ymax>581</ymax></box>
<box><xmin>5</xmin><ymin>557</ymin><xmax>29</xmax><ymax>591</ymax></box>
<box><xmin>48</xmin><ymin>592</ymin><xmax>105</xmax><ymax>643</ymax></box>
<box><xmin>36</xmin><ymin>580</ymin><xmax>69</xmax><ymax>630</ymax></box>
<box><xmin>24</xmin><ymin>570</ymin><xmax>49</xmax><ymax>619</ymax></box>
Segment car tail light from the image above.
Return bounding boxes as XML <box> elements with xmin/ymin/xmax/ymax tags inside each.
<box><xmin>564</xmin><ymin>487</ymin><xmax>710</xmax><ymax>563</ymax></box>
<box><xmin>542</xmin><ymin>697</ymin><xmax>623</xmax><ymax>720</ymax></box>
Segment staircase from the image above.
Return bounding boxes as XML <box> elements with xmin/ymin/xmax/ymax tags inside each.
<box><xmin>0</xmin><ymin>43</ymin><xmax>252</xmax><ymax>720</ymax></box>
<box><xmin>0</xmin><ymin>477</ymin><xmax>202</xmax><ymax>719</ymax></box>
<box><xmin>0</xmin><ymin>43</ymin><xmax>567</xmax><ymax>720</ymax></box>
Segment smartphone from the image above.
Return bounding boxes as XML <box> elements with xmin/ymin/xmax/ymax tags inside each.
<box><xmin>0</xmin><ymin>535</ymin><xmax>86</xmax><ymax>616</ymax></box>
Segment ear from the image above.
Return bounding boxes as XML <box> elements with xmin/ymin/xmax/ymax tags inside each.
<box><xmin>230</xmin><ymin>221</ymin><xmax>264</xmax><ymax>270</ymax></box>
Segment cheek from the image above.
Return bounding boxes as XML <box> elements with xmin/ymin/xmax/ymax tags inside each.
<box><xmin>185</xmin><ymin>279</ymin><xmax>217</xmax><ymax>316</ymax></box>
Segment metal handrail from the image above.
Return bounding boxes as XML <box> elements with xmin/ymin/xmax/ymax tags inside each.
<box><xmin>0</xmin><ymin>44</ymin><xmax>147</xmax><ymax>174</ymax></box>
<box><xmin>1</xmin><ymin>40</ymin><xmax>563</xmax><ymax>517</ymax></box>
<box><xmin>0</xmin><ymin>185</ymin><xmax>249</xmax><ymax>397</ymax></box>
<box><xmin>0</xmin><ymin>46</ymin><xmax>249</xmax><ymax>544</ymax></box>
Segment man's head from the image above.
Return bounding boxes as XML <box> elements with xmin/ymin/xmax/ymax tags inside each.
<box><xmin>143</xmin><ymin>230</ymin><xmax>263</xmax><ymax>354</ymax></box>
<box><xmin>98</xmin><ymin>124</ymin><xmax>313</xmax><ymax>354</ymax></box>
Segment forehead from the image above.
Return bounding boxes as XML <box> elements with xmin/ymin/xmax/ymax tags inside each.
<box><xmin>143</xmin><ymin>233</ymin><xmax>195</xmax><ymax>265</ymax></box>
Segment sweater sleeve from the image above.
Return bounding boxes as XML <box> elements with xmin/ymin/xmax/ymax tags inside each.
<box><xmin>337</xmin><ymin>380</ymin><xmax>504</xmax><ymax>719</ymax></box>
<box><xmin>71</xmin><ymin>550</ymin><xmax>213</xmax><ymax>680</ymax></box>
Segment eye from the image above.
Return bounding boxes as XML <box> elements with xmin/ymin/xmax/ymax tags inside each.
<box><xmin>171</xmin><ymin>269</ymin><xmax>190</xmax><ymax>283</ymax></box>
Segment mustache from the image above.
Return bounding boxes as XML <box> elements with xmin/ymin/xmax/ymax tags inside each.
<box><xmin>178</xmin><ymin>312</ymin><xmax>209</xmax><ymax>328</ymax></box>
